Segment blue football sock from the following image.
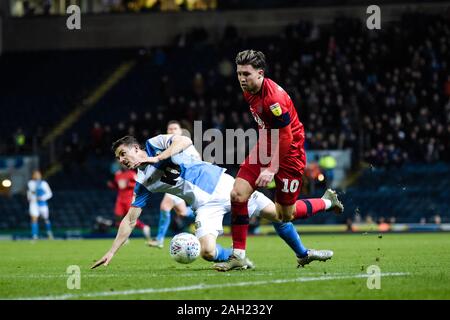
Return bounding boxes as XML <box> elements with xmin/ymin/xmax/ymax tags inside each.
<box><xmin>272</xmin><ymin>222</ymin><xmax>308</xmax><ymax>258</ymax></box>
<box><xmin>213</xmin><ymin>244</ymin><xmax>233</xmax><ymax>262</ymax></box>
<box><xmin>185</xmin><ymin>207</ymin><xmax>195</xmax><ymax>218</ymax></box>
<box><xmin>45</xmin><ymin>220</ymin><xmax>52</xmax><ymax>233</ymax></box>
<box><xmin>156</xmin><ymin>210</ymin><xmax>171</xmax><ymax>242</ymax></box>
<box><xmin>31</xmin><ymin>221</ymin><xmax>39</xmax><ymax>239</ymax></box>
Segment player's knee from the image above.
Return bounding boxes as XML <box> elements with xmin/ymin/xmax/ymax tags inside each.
<box><xmin>278</xmin><ymin>211</ymin><xmax>294</xmax><ymax>222</ymax></box>
<box><xmin>230</xmin><ymin>189</ymin><xmax>250</xmax><ymax>203</ymax></box>
<box><xmin>201</xmin><ymin>247</ymin><xmax>216</xmax><ymax>261</ymax></box>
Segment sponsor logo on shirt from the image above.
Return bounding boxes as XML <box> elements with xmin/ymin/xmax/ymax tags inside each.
<box><xmin>251</xmin><ymin>109</ymin><xmax>266</xmax><ymax>129</ymax></box>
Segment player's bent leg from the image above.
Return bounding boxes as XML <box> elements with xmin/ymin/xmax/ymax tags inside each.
<box><xmin>274</xmin><ymin>203</ymin><xmax>335</xmax><ymax>267</ymax></box>
<box><xmin>194</xmin><ymin>198</ymin><xmax>235</xmax><ymax>266</ymax></box>
<box><xmin>259</xmin><ymin>200</ymin><xmax>333</xmax><ymax>267</ymax></box>
<box><xmin>272</xmin><ymin>174</ymin><xmax>338</xmax><ymax>267</ymax></box>
<box><xmin>257</xmin><ymin>202</ymin><xmax>310</xmax><ymax>263</ymax></box>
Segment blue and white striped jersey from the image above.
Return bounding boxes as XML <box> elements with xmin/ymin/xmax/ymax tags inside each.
<box><xmin>131</xmin><ymin>134</ymin><xmax>224</xmax><ymax>210</ymax></box>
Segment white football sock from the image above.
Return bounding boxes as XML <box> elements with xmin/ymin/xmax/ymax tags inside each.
<box><xmin>233</xmin><ymin>249</ymin><xmax>246</xmax><ymax>259</ymax></box>
<box><xmin>323</xmin><ymin>199</ymin><xmax>332</xmax><ymax>210</ymax></box>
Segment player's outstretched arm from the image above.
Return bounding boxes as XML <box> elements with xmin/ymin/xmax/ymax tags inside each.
<box><xmin>135</xmin><ymin>135</ymin><xmax>193</xmax><ymax>168</ymax></box>
<box><xmin>91</xmin><ymin>206</ymin><xmax>142</xmax><ymax>269</ymax></box>
<box><xmin>157</xmin><ymin>135</ymin><xmax>193</xmax><ymax>161</ymax></box>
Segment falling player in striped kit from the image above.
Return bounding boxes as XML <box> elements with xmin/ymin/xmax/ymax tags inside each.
<box><xmin>91</xmin><ymin>133</ymin><xmax>332</xmax><ymax>269</ymax></box>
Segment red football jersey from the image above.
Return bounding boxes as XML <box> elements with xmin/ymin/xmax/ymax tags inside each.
<box><xmin>243</xmin><ymin>77</ymin><xmax>306</xmax><ymax>168</ymax></box>
<box><xmin>113</xmin><ymin>169</ymin><xmax>136</xmax><ymax>202</ymax></box>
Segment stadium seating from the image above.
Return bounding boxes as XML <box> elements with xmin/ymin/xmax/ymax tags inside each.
<box><xmin>335</xmin><ymin>163</ymin><xmax>450</xmax><ymax>224</ymax></box>
<box><xmin>0</xmin><ymin>50</ymin><xmax>135</xmax><ymax>154</ymax></box>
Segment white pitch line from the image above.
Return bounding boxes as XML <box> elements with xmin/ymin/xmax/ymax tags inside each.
<box><xmin>0</xmin><ymin>271</ymin><xmax>337</xmax><ymax>279</ymax></box>
<box><xmin>8</xmin><ymin>272</ymin><xmax>410</xmax><ymax>300</ymax></box>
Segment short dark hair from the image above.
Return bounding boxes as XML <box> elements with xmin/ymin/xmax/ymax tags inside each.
<box><xmin>111</xmin><ymin>135</ymin><xmax>141</xmax><ymax>153</ymax></box>
<box><xmin>167</xmin><ymin>120</ymin><xmax>181</xmax><ymax>127</ymax></box>
<box><xmin>235</xmin><ymin>50</ymin><xmax>266</xmax><ymax>71</ymax></box>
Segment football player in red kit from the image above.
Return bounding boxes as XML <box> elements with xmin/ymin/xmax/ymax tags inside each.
<box><xmin>214</xmin><ymin>50</ymin><xmax>344</xmax><ymax>271</ymax></box>
<box><xmin>108</xmin><ymin>166</ymin><xmax>151</xmax><ymax>243</ymax></box>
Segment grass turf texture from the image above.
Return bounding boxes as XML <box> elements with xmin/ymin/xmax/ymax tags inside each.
<box><xmin>0</xmin><ymin>233</ymin><xmax>449</xmax><ymax>300</ymax></box>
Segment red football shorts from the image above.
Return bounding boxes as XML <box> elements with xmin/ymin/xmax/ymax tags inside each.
<box><xmin>237</xmin><ymin>155</ymin><xmax>305</xmax><ymax>206</ymax></box>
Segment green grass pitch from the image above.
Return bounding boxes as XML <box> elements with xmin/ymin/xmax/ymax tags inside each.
<box><xmin>1</xmin><ymin>233</ymin><xmax>449</xmax><ymax>300</ymax></box>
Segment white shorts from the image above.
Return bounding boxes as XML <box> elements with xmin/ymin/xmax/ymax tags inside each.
<box><xmin>29</xmin><ymin>204</ymin><xmax>49</xmax><ymax>220</ymax></box>
<box><xmin>164</xmin><ymin>193</ymin><xmax>185</xmax><ymax>207</ymax></box>
<box><xmin>194</xmin><ymin>173</ymin><xmax>272</xmax><ymax>239</ymax></box>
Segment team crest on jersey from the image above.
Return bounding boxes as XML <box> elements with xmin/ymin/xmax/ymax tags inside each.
<box><xmin>269</xmin><ymin>103</ymin><xmax>282</xmax><ymax>117</ymax></box>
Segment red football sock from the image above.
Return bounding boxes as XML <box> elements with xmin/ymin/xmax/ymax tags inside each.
<box><xmin>231</xmin><ymin>201</ymin><xmax>249</xmax><ymax>250</ymax></box>
<box><xmin>294</xmin><ymin>199</ymin><xmax>326</xmax><ymax>220</ymax></box>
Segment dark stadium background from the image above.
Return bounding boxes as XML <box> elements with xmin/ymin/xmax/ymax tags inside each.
<box><xmin>0</xmin><ymin>0</ymin><xmax>449</xmax><ymax>240</ymax></box>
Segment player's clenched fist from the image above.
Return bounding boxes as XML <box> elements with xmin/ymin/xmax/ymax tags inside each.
<box><xmin>255</xmin><ymin>168</ymin><xmax>276</xmax><ymax>187</ymax></box>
